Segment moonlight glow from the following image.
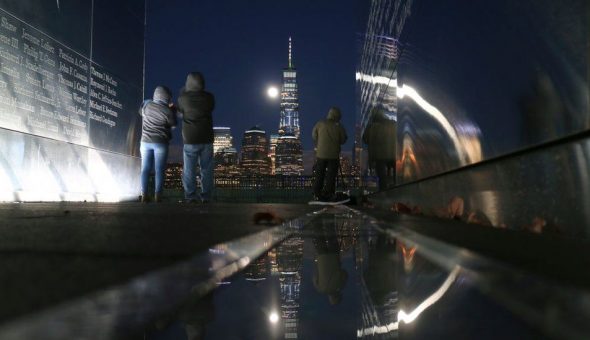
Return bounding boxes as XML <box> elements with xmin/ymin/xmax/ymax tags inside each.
<box><xmin>267</xmin><ymin>87</ymin><xmax>279</xmax><ymax>98</ymax></box>
<box><xmin>269</xmin><ymin>312</ymin><xmax>279</xmax><ymax>323</ymax></box>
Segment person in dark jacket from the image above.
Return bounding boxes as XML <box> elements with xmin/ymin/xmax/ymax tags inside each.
<box><xmin>312</xmin><ymin>107</ymin><xmax>347</xmax><ymax>202</ymax></box>
<box><xmin>178</xmin><ymin>72</ymin><xmax>215</xmax><ymax>203</ymax></box>
<box><xmin>363</xmin><ymin>108</ymin><xmax>397</xmax><ymax>190</ymax></box>
<box><xmin>139</xmin><ymin>86</ymin><xmax>177</xmax><ymax>202</ymax></box>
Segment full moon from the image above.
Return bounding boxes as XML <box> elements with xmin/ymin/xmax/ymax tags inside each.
<box><xmin>269</xmin><ymin>312</ymin><xmax>279</xmax><ymax>323</ymax></box>
<box><xmin>267</xmin><ymin>87</ymin><xmax>279</xmax><ymax>98</ymax></box>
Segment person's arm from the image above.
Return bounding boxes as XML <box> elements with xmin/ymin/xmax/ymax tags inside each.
<box><xmin>139</xmin><ymin>99</ymin><xmax>150</xmax><ymax>116</ymax></box>
<box><xmin>312</xmin><ymin>123</ymin><xmax>319</xmax><ymax>147</ymax></box>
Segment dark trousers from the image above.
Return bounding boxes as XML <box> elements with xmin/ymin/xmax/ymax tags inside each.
<box><xmin>375</xmin><ymin>159</ymin><xmax>395</xmax><ymax>191</ymax></box>
<box><xmin>313</xmin><ymin>158</ymin><xmax>339</xmax><ymax>198</ymax></box>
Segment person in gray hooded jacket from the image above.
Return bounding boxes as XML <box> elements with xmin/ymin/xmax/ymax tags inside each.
<box><xmin>177</xmin><ymin>72</ymin><xmax>215</xmax><ymax>203</ymax></box>
<box><xmin>139</xmin><ymin>85</ymin><xmax>177</xmax><ymax>202</ymax></box>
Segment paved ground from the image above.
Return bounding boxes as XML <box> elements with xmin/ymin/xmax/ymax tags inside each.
<box><xmin>0</xmin><ymin>202</ymin><xmax>320</xmax><ymax>323</ymax></box>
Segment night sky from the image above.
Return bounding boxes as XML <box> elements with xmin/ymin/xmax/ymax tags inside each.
<box><xmin>145</xmin><ymin>0</ymin><xmax>358</xmax><ymax>162</ymax></box>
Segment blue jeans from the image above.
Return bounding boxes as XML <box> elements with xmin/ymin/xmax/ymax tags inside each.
<box><xmin>140</xmin><ymin>142</ymin><xmax>169</xmax><ymax>195</ymax></box>
<box><xmin>183</xmin><ymin>143</ymin><xmax>214</xmax><ymax>200</ymax></box>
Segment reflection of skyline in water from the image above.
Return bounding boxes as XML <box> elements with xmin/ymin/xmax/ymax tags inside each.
<box><xmin>139</xmin><ymin>210</ymin><xmax>573</xmax><ymax>340</ymax></box>
<box><xmin>277</xmin><ymin>236</ymin><xmax>304</xmax><ymax>339</ymax></box>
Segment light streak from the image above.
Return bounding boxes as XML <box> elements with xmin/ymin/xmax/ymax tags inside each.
<box><xmin>356</xmin><ymin>266</ymin><xmax>460</xmax><ymax>337</ymax></box>
<box><xmin>356</xmin><ymin>72</ymin><xmax>482</xmax><ymax>165</ymax></box>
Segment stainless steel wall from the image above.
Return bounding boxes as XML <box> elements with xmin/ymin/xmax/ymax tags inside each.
<box><xmin>358</xmin><ymin>0</ymin><xmax>590</xmax><ymax>237</ymax></box>
<box><xmin>0</xmin><ymin>0</ymin><xmax>145</xmax><ymax>201</ymax></box>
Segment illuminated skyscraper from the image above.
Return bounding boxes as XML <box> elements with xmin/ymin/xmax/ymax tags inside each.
<box><xmin>214</xmin><ymin>147</ymin><xmax>239</xmax><ymax>176</ymax></box>
<box><xmin>240</xmin><ymin>126</ymin><xmax>271</xmax><ymax>175</ymax></box>
<box><xmin>269</xmin><ymin>133</ymin><xmax>279</xmax><ymax>175</ymax></box>
<box><xmin>213</xmin><ymin>127</ymin><xmax>234</xmax><ymax>154</ymax></box>
<box><xmin>276</xmin><ymin>37</ymin><xmax>304</xmax><ymax>175</ymax></box>
<box><xmin>279</xmin><ymin>37</ymin><xmax>300</xmax><ymax>139</ymax></box>
<box><xmin>275</xmin><ymin>134</ymin><xmax>303</xmax><ymax>175</ymax></box>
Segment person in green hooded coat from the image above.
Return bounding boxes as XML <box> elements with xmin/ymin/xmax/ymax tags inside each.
<box><xmin>312</xmin><ymin>107</ymin><xmax>347</xmax><ymax>201</ymax></box>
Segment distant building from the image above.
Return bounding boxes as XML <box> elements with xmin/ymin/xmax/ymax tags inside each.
<box><xmin>275</xmin><ymin>134</ymin><xmax>304</xmax><ymax>175</ymax></box>
<box><xmin>213</xmin><ymin>127</ymin><xmax>239</xmax><ymax>176</ymax></box>
<box><xmin>269</xmin><ymin>133</ymin><xmax>279</xmax><ymax>175</ymax></box>
<box><xmin>276</xmin><ymin>37</ymin><xmax>304</xmax><ymax>174</ymax></box>
<box><xmin>340</xmin><ymin>155</ymin><xmax>352</xmax><ymax>176</ymax></box>
<box><xmin>279</xmin><ymin>37</ymin><xmax>300</xmax><ymax>139</ymax></box>
<box><xmin>353</xmin><ymin>122</ymin><xmax>363</xmax><ymax>175</ymax></box>
<box><xmin>214</xmin><ymin>147</ymin><xmax>240</xmax><ymax>176</ymax></box>
<box><xmin>240</xmin><ymin>126</ymin><xmax>271</xmax><ymax>175</ymax></box>
<box><xmin>164</xmin><ymin>163</ymin><xmax>183</xmax><ymax>189</ymax></box>
<box><xmin>213</xmin><ymin>127</ymin><xmax>233</xmax><ymax>155</ymax></box>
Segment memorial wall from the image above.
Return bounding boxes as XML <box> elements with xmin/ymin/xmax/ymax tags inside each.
<box><xmin>0</xmin><ymin>0</ymin><xmax>145</xmax><ymax>202</ymax></box>
<box><xmin>358</xmin><ymin>0</ymin><xmax>590</xmax><ymax>238</ymax></box>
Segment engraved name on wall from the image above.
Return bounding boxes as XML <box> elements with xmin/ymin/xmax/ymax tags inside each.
<box><xmin>0</xmin><ymin>9</ymin><xmax>125</xmax><ymax>146</ymax></box>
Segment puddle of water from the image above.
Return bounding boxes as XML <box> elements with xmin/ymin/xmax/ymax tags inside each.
<box><xmin>145</xmin><ymin>209</ymin><xmax>544</xmax><ymax>340</ymax></box>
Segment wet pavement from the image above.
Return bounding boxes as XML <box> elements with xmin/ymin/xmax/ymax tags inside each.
<box><xmin>1</xmin><ymin>204</ymin><xmax>589</xmax><ymax>339</ymax></box>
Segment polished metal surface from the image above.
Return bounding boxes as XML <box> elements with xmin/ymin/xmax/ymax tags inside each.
<box><xmin>357</xmin><ymin>0</ymin><xmax>590</xmax><ymax>181</ymax></box>
<box><xmin>369</xmin><ymin>135</ymin><xmax>590</xmax><ymax>237</ymax></box>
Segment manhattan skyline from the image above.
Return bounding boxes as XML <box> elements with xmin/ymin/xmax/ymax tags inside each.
<box><xmin>144</xmin><ymin>0</ymin><xmax>357</xmax><ymax>162</ymax></box>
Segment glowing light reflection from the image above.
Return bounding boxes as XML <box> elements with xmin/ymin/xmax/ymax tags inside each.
<box><xmin>356</xmin><ymin>72</ymin><xmax>483</xmax><ymax>165</ymax></box>
<box><xmin>0</xmin><ymin>166</ymin><xmax>14</xmax><ymax>201</ymax></box>
<box><xmin>87</xmin><ymin>149</ymin><xmax>121</xmax><ymax>202</ymax></box>
<box><xmin>356</xmin><ymin>266</ymin><xmax>460</xmax><ymax>337</ymax></box>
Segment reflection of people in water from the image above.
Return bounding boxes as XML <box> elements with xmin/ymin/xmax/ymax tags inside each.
<box><xmin>312</xmin><ymin>220</ymin><xmax>348</xmax><ymax>305</ymax></box>
<box><xmin>147</xmin><ymin>291</ymin><xmax>215</xmax><ymax>340</ymax></box>
<box><xmin>364</xmin><ymin>235</ymin><xmax>397</xmax><ymax>306</ymax></box>
<box><xmin>178</xmin><ymin>292</ymin><xmax>215</xmax><ymax>340</ymax></box>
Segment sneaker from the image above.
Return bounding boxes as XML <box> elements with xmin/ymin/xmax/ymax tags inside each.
<box><xmin>140</xmin><ymin>194</ymin><xmax>149</xmax><ymax>203</ymax></box>
<box><xmin>201</xmin><ymin>199</ymin><xmax>211</xmax><ymax>204</ymax></box>
<box><xmin>154</xmin><ymin>193</ymin><xmax>162</xmax><ymax>203</ymax></box>
<box><xmin>180</xmin><ymin>198</ymin><xmax>199</xmax><ymax>204</ymax></box>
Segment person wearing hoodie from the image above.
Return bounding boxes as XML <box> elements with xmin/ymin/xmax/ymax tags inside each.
<box><xmin>139</xmin><ymin>86</ymin><xmax>177</xmax><ymax>202</ymax></box>
<box><xmin>177</xmin><ymin>72</ymin><xmax>215</xmax><ymax>203</ymax></box>
<box><xmin>311</xmin><ymin>107</ymin><xmax>347</xmax><ymax>202</ymax></box>
<box><xmin>362</xmin><ymin>108</ymin><xmax>397</xmax><ymax>190</ymax></box>
<box><xmin>312</xmin><ymin>218</ymin><xmax>348</xmax><ymax>305</ymax></box>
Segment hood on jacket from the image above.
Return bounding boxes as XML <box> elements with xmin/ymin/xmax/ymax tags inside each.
<box><xmin>153</xmin><ymin>86</ymin><xmax>171</xmax><ymax>104</ymax></box>
<box><xmin>327</xmin><ymin>107</ymin><xmax>341</xmax><ymax>121</ymax></box>
<box><xmin>185</xmin><ymin>72</ymin><xmax>205</xmax><ymax>91</ymax></box>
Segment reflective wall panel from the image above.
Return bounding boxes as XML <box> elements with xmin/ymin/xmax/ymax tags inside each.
<box><xmin>358</xmin><ymin>0</ymin><xmax>590</xmax><ymax>237</ymax></box>
<box><xmin>0</xmin><ymin>1</ymin><xmax>144</xmax><ymax>201</ymax></box>
<box><xmin>369</xmin><ymin>136</ymin><xmax>590</xmax><ymax>237</ymax></box>
<box><xmin>357</xmin><ymin>0</ymin><xmax>590</xmax><ymax>182</ymax></box>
